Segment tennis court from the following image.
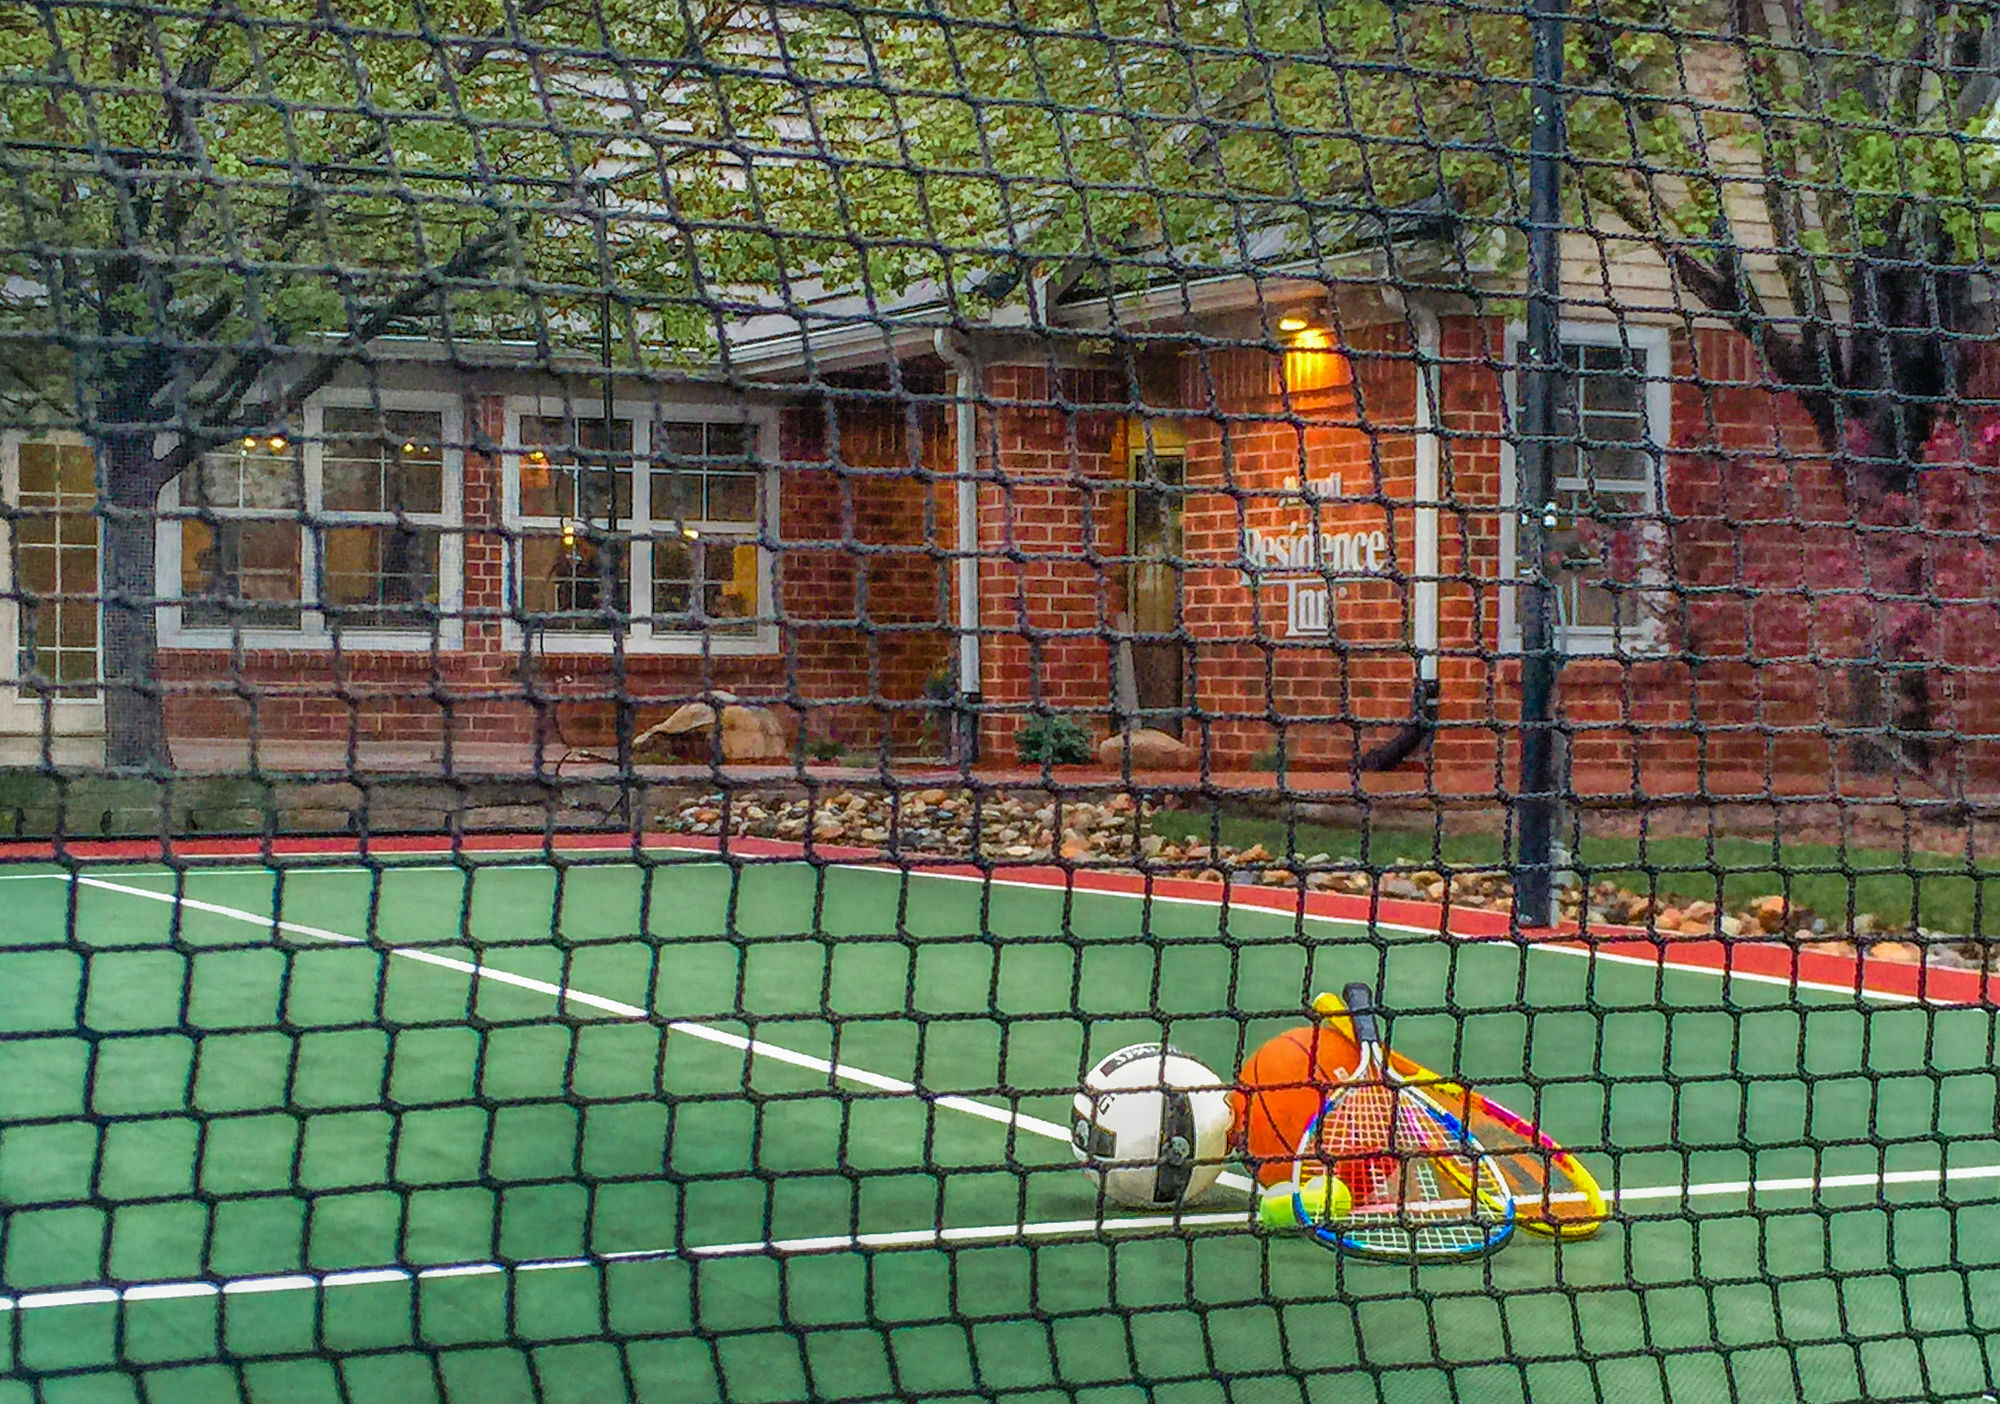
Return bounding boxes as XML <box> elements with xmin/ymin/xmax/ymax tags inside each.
<box><xmin>4</xmin><ymin>837</ymin><xmax>1999</xmax><ymax>1404</ymax></box>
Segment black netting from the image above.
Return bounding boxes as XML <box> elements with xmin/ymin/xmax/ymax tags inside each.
<box><xmin>5</xmin><ymin>2</ymin><xmax>2000</xmax><ymax>1400</ymax></box>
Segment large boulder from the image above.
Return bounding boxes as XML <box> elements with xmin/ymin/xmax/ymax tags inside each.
<box><xmin>1097</xmin><ymin>728</ymin><xmax>1196</xmax><ymax>770</ymax></box>
<box><xmin>634</xmin><ymin>699</ymin><xmax>786</xmax><ymax>763</ymax></box>
<box><xmin>720</xmin><ymin>704</ymin><xmax>787</xmax><ymax>762</ymax></box>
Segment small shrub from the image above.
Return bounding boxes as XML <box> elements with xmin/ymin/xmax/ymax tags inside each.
<box><xmin>1015</xmin><ymin>715</ymin><xmax>1094</xmax><ymax>766</ymax></box>
<box><xmin>1250</xmin><ymin>745</ymin><xmax>1285</xmax><ymax>772</ymax></box>
<box><xmin>805</xmin><ymin>738</ymin><xmax>844</xmax><ymax>763</ymax></box>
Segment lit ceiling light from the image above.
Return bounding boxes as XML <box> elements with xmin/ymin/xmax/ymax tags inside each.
<box><xmin>266</xmin><ymin>436</ymin><xmax>288</xmax><ymax>451</ymax></box>
<box><xmin>241</xmin><ymin>437</ymin><xmax>258</xmax><ymax>450</ymax></box>
<box><xmin>1277</xmin><ymin>314</ymin><xmax>1311</xmax><ymax>334</ymax></box>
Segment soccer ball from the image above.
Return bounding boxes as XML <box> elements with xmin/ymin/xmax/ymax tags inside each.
<box><xmin>1071</xmin><ymin>1043</ymin><xmax>1234</xmax><ymax>1207</ymax></box>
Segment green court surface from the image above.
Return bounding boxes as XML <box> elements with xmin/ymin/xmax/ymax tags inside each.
<box><xmin>4</xmin><ymin>850</ymin><xmax>2000</xmax><ymax>1404</ymax></box>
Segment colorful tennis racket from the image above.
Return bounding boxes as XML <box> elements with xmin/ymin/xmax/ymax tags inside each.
<box><xmin>1288</xmin><ymin>984</ymin><xmax>1515</xmax><ymax>1261</ymax></box>
<box><xmin>1310</xmin><ymin>990</ymin><xmax>1609</xmax><ymax>1239</ymax></box>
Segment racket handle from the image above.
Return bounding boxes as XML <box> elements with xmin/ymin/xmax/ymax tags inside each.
<box><xmin>1341</xmin><ymin>983</ymin><xmax>1379</xmax><ymax>1044</ymax></box>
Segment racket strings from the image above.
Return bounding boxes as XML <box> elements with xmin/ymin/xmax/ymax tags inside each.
<box><xmin>1309</xmin><ymin>1082</ymin><xmax>1511</xmax><ymax>1255</ymax></box>
<box><xmin>1379</xmin><ymin>1069</ymin><xmax>1606</xmax><ymax>1235</ymax></box>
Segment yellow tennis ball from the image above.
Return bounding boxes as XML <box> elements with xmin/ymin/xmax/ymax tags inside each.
<box><xmin>1258</xmin><ymin>1175</ymin><xmax>1352</xmax><ymax>1229</ymax></box>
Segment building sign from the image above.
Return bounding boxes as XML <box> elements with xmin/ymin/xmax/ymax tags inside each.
<box><xmin>1241</xmin><ymin>525</ymin><xmax>1390</xmax><ymax>637</ymax></box>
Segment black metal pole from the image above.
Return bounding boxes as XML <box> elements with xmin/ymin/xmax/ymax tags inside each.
<box><xmin>597</xmin><ymin>179</ymin><xmax>635</xmax><ymax>795</ymax></box>
<box><xmin>1517</xmin><ymin>0</ymin><xmax>1567</xmax><ymax>927</ymax></box>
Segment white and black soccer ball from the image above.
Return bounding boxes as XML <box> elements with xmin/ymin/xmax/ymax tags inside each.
<box><xmin>1070</xmin><ymin>1043</ymin><xmax>1233</xmax><ymax>1208</ymax></box>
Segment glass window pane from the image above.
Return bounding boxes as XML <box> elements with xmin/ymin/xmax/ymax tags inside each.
<box><xmin>321</xmin><ymin>525</ymin><xmax>441</xmax><ymax>630</ymax></box>
<box><xmin>1581</xmin><ymin>410</ymin><xmax>1645</xmax><ymax>444</ymax></box>
<box><xmin>518</xmin><ymin>532</ymin><xmax>624</xmax><ymax>630</ymax></box>
<box><xmin>522</xmin><ymin>415</ymin><xmax>632</xmax><ymax>454</ymax></box>
<box><xmin>659</xmin><ymin>422</ymin><xmax>705</xmax><ymax>458</ymax></box>
<box><xmin>324</xmin><ymin>407</ymin><xmax>445</xmax><ymax>515</ymax></box>
<box><xmin>15</xmin><ymin>444</ymin><xmax>98</xmax><ymax>694</ymax></box>
<box><xmin>517</xmin><ymin>449</ymin><xmax>575</xmax><ymax>518</ymax></box>
<box><xmin>520</xmin><ymin>461</ymin><xmax>632</xmax><ymax>521</ymax></box>
<box><xmin>181</xmin><ymin>518</ymin><xmax>302</xmax><ymax>629</ymax></box>
<box><xmin>1132</xmin><ymin>453</ymin><xmax>1186</xmax><ymax>559</ymax></box>
<box><xmin>704</xmin><ymin>423</ymin><xmax>749</xmax><ymax>458</ymax></box>
<box><xmin>599</xmin><ymin>469</ymin><xmax>635</xmax><ymax>522</ymax></box>
<box><xmin>1544</xmin><ymin>516</ymin><xmax>1645</xmax><ymax>635</ymax></box>
<box><xmin>53</xmin><ymin>648</ymin><xmax>95</xmax><ymax>685</ymax></box>
<box><xmin>704</xmin><ymin>541</ymin><xmax>760</xmax><ymax>631</ymax></box>
<box><xmin>58</xmin><ymin>546</ymin><xmax>93</xmax><ymax>594</ymax></box>
<box><xmin>1578</xmin><ymin>444</ymin><xmax>1651</xmax><ymax>486</ymax></box>
<box><xmin>517</xmin><ymin>416</ymin><xmax>631</xmax><ymax>521</ymax></box>
<box><xmin>196</xmin><ymin>439</ymin><xmax>302</xmax><ymax>511</ymax></box>
<box><xmin>322</xmin><ymin>446</ymin><xmax>382</xmax><ymax>513</ymax></box>
<box><xmin>18</xmin><ymin>442</ymin><xmax>56</xmax><ymax>497</ymax></box>
<box><xmin>58</xmin><ymin>444</ymin><xmax>95</xmax><ymax>497</ymax></box>
<box><xmin>651</xmin><ymin>468</ymin><xmax>701</xmax><ymax>524</ymax></box>
<box><xmin>652</xmin><ymin>538</ymin><xmax>694</xmax><ymax>617</ymax></box>
<box><xmin>1578</xmin><ymin>355</ymin><xmax>1643</xmax><ymax>414</ymax></box>
<box><xmin>705</xmin><ymin>472</ymin><xmax>759</xmax><ymax>523</ymax></box>
<box><xmin>58</xmin><ymin>594</ymin><xmax>94</xmax><ymax>646</ymax></box>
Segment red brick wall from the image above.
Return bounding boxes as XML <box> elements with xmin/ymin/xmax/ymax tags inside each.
<box><xmin>1422</xmin><ymin>319</ymin><xmax>2000</xmax><ymax>792</ymax></box>
<box><xmin>982</xmin><ymin>315</ymin><xmax>2000</xmax><ymax>788</ymax></box>
<box><xmin>780</xmin><ymin>395</ymin><xmax>956</xmax><ymax>754</ymax></box>
<box><xmin>161</xmin><ymin>391</ymin><xmax>955</xmax><ymax>756</ymax></box>
<box><xmin>974</xmin><ymin>362</ymin><xmax>1127</xmax><ymax>757</ymax></box>
<box><xmin>1174</xmin><ymin>328</ymin><xmax>1423</xmax><ymax>766</ymax></box>
<box><xmin>154</xmin><ymin>330</ymin><xmax>2000</xmax><ymax>789</ymax></box>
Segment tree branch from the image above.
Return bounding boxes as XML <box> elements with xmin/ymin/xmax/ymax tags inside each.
<box><xmin>170</xmin><ymin>216</ymin><xmax>524</xmax><ymax>477</ymax></box>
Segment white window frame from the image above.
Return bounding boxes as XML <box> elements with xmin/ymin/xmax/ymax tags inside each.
<box><xmin>499</xmin><ymin>397</ymin><xmax>779</xmax><ymax>655</ymax></box>
<box><xmin>1498</xmin><ymin>321</ymin><xmax>1672</xmax><ymax>656</ymax></box>
<box><xmin>0</xmin><ymin>430</ymin><xmax>103</xmax><ymax>736</ymax></box>
<box><xmin>158</xmin><ymin>390</ymin><xmax>465</xmax><ymax>651</ymax></box>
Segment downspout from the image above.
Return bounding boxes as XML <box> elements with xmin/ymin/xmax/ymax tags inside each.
<box><xmin>933</xmin><ymin>329</ymin><xmax>982</xmax><ymax>762</ymax></box>
<box><xmin>1360</xmin><ymin>303</ymin><xmax>1443</xmax><ymax>769</ymax></box>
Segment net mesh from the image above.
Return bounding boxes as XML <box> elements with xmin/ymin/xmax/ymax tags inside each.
<box><xmin>1303</xmin><ymin>1078</ymin><xmax>1513</xmax><ymax>1258</ymax></box>
<box><xmin>5</xmin><ymin>0</ymin><xmax>2000</xmax><ymax>1399</ymax></box>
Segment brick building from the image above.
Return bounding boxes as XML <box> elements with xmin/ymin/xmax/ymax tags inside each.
<box><xmin>4</xmin><ymin>258</ymin><xmax>1997</xmax><ymax>789</ymax></box>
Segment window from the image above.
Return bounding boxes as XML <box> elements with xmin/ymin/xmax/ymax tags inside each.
<box><xmin>163</xmin><ymin>394</ymin><xmax>462</xmax><ymax>646</ymax></box>
<box><xmin>649</xmin><ymin>420</ymin><xmax>761</xmax><ymax>633</ymax></box>
<box><xmin>1503</xmin><ymin>327</ymin><xmax>1669</xmax><ymax>654</ymax></box>
<box><xmin>12</xmin><ymin>438</ymin><xmax>99</xmax><ymax>696</ymax></box>
<box><xmin>182</xmin><ymin>434</ymin><xmax>304</xmax><ymax>630</ymax></box>
<box><xmin>504</xmin><ymin>403</ymin><xmax>772</xmax><ymax>651</ymax></box>
<box><xmin>515</xmin><ymin>414</ymin><xmax>635</xmax><ymax>630</ymax></box>
<box><xmin>319</xmin><ymin>406</ymin><xmax>448</xmax><ymax>629</ymax></box>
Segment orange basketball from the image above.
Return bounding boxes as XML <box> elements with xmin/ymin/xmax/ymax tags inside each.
<box><xmin>1232</xmin><ymin>1019</ymin><xmax>1362</xmax><ymax>1186</ymax></box>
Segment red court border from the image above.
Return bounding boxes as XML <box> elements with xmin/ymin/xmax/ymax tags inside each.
<box><xmin>4</xmin><ymin>829</ymin><xmax>1994</xmax><ymax>1007</ymax></box>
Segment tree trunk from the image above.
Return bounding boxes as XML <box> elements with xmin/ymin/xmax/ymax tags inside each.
<box><xmin>97</xmin><ymin>436</ymin><xmax>170</xmax><ymax>772</ymax></box>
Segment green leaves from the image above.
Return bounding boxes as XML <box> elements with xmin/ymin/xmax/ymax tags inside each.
<box><xmin>6</xmin><ymin>0</ymin><xmax>2000</xmax><ymax>388</ymax></box>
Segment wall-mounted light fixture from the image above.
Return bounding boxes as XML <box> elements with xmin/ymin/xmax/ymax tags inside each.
<box><xmin>1279</xmin><ymin>309</ymin><xmax>1348</xmax><ymax>392</ymax></box>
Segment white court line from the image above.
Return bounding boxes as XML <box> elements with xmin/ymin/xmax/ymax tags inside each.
<box><xmin>39</xmin><ymin>850</ymin><xmax>1953</xmax><ymax>1005</ymax></box>
<box><xmin>69</xmin><ymin>876</ymin><xmax>1258</xmax><ymax>1203</ymax></box>
<box><xmin>5</xmin><ymin>865</ymin><xmax>1977</xmax><ymax>1315</ymax></box>
<box><xmin>7</xmin><ymin>1160</ymin><xmax>2000</xmax><ymax>1314</ymax></box>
